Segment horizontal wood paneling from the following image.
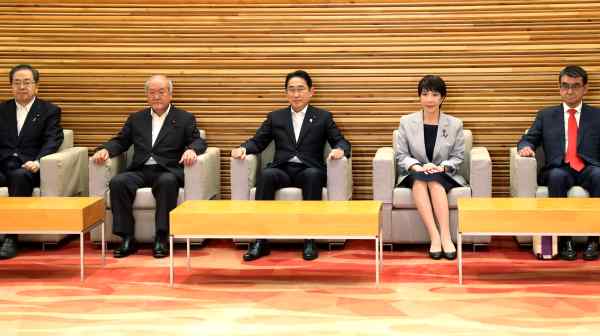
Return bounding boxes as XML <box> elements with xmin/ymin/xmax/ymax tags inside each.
<box><xmin>1</xmin><ymin>0</ymin><xmax>599</xmax><ymax>198</ymax></box>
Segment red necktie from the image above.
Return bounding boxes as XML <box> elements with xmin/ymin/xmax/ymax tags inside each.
<box><xmin>565</xmin><ymin>108</ymin><xmax>584</xmax><ymax>171</ymax></box>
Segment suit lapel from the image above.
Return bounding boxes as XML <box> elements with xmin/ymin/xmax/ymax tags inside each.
<box><xmin>17</xmin><ymin>99</ymin><xmax>40</xmax><ymax>145</ymax></box>
<box><xmin>296</xmin><ymin>105</ymin><xmax>314</xmax><ymax>147</ymax></box>
<box><xmin>578</xmin><ymin>103</ymin><xmax>590</xmax><ymax>149</ymax></box>
<box><xmin>152</xmin><ymin>107</ymin><xmax>175</xmax><ymax>149</ymax></box>
<box><xmin>433</xmin><ymin>113</ymin><xmax>450</xmax><ymax>163</ymax></box>
<box><xmin>284</xmin><ymin>106</ymin><xmax>297</xmax><ymax>146</ymax></box>
<box><xmin>6</xmin><ymin>100</ymin><xmax>18</xmax><ymax>142</ymax></box>
<box><xmin>412</xmin><ymin>111</ymin><xmax>427</xmax><ymax>163</ymax></box>
<box><xmin>142</xmin><ymin>109</ymin><xmax>153</xmax><ymax>148</ymax></box>
<box><xmin>553</xmin><ymin>105</ymin><xmax>566</xmax><ymax>154</ymax></box>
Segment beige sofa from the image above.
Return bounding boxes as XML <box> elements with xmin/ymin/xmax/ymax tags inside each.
<box><xmin>89</xmin><ymin>130</ymin><xmax>220</xmax><ymax>244</ymax></box>
<box><xmin>230</xmin><ymin>141</ymin><xmax>352</xmax><ymax>247</ymax></box>
<box><xmin>0</xmin><ymin>129</ymin><xmax>89</xmax><ymax>245</ymax></box>
<box><xmin>372</xmin><ymin>129</ymin><xmax>492</xmax><ymax>248</ymax></box>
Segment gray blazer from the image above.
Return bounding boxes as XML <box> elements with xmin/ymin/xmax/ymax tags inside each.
<box><xmin>394</xmin><ymin>111</ymin><xmax>466</xmax><ymax>186</ymax></box>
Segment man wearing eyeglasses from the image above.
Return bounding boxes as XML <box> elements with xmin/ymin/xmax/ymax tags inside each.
<box><xmin>91</xmin><ymin>75</ymin><xmax>206</xmax><ymax>259</ymax></box>
<box><xmin>0</xmin><ymin>64</ymin><xmax>63</xmax><ymax>259</ymax></box>
<box><xmin>231</xmin><ymin>70</ymin><xmax>351</xmax><ymax>261</ymax></box>
<box><xmin>518</xmin><ymin>65</ymin><xmax>600</xmax><ymax>261</ymax></box>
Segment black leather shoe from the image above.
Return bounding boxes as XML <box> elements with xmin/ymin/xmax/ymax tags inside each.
<box><xmin>583</xmin><ymin>238</ymin><xmax>599</xmax><ymax>261</ymax></box>
<box><xmin>443</xmin><ymin>251</ymin><xmax>457</xmax><ymax>260</ymax></box>
<box><xmin>243</xmin><ymin>239</ymin><xmax>270</xmax><ymax>261</ymax></box>
<box><xmin>302</xmin><ymin>239</ymin><xmax>319</xmax><ymax>261</ymax></box>
<box><xmin>153</xmin><ymin>237</ymin><xmax>169</xmax><ymax>259</ymax></box>
<box><xmin>113</xmin><ymin>236</ymin><xmax>138</xmax><ymax>258</ymax></box>
<box><xmin>428</xmin><ymin>250</ymin><xmax>443</xmax><ymax>260</ymax></box>
<box><xmin>0</xmin><ymin>235</ymin><xmax>18</xmax><ymax>260</ymax></box>
<box><xmin>560</xmin><ymin>239</ymin><xmax>577</xmax><ymax>261</ymax></box>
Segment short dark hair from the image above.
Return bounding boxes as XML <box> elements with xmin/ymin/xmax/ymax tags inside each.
<box><xmin>9</xmin><ymin>64</ymin><xmax>40</xmax><ymax>83</ymax></box>
<box><xmin>285</xmin><ymin>70</ymin><xmax>312</xmax><ymax>89</ymax></box>
<box><xmin>418</xmin><ymin>75</ymin><xmax>447</xmax><ymax>98</ymax></box>
<box><xmin>559</xmin><ymin>65</ymin><xmax>588</xmax><ymax>85</ymax></box>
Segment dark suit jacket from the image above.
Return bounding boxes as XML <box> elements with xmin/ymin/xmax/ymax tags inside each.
<box><xmin>241</xmin><ymin>105</ymin><xmax>351</xmax><ymax>170</ymax></box>
<box><xmin>518</xmin><ymin>103</ymin><xmax>600</xmax><ymax>170</ymax></box>
<box><xmin>0</xmin><ymin>98</ymin><xmax>63</xmax><ymax>163</ymax></box>
<box><xmin>99</xmin><ymin>105</ymin><xmax>207</xmax><ymax>183</ymax></box>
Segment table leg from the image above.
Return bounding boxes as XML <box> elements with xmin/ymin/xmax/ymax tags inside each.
<box><xmin>80</xmin><ymin>232</ymin><xmax>85</xmax><ymax>282</ymax></box>
<box><xmin>375</xmin><ymin>237</ymin><xmax>380</xmax><ymax>287</ymax></box>
<box><xmin>379</xmin><ymin>226</ymin><xmax>384</xmax><ymax>271</ymax></box>
<box><xmin>169</xmin><ymin>235</ymin><xmax>174</xmax><ymax>287</ymax></box>
<box><xmin>101</xmin><ymin>221</ymin><xmax>106</xmax><ymax>266</ymax></box>
<box><xmin>187</xmin><ymin>238</ymin><xmax>191</xmax><ymax>271</ymax></box>
<box><xmin>458</xmin><ymin>232</ymin><xmax>463</xmax><ymax>286</ymax></box>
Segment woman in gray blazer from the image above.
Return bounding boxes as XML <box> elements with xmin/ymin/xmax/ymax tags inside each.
<box><xmin>395</xmin><ymin>75</ymin><xmax>465</xmax><ymax>260</ymax></box>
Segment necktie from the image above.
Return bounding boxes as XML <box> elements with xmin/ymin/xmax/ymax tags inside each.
<box><xmin>565</xmin><ymin>108</ymin><xmax>584</xmax><ymax>171</ymax></box>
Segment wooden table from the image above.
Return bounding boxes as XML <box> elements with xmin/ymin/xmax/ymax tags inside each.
<box><xmin>169</xmin><ymin>200</ymin><xmax>383</xmax><ymax>286</ymax></box>
<box><xmin>0</xmin><ymin>197</ymin><xmax>106</xmax><ymax>281</ymax></box>
<box><xmin>457</xmin><ymin>197</ymin><xmax>600</xmax><ymax>285</ymax></box>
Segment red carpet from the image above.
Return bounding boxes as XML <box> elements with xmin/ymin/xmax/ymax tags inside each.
<box><xmin>1</xmin><ymin>237</ymin><xmax>600</xmax><ymax>335</ymax></box>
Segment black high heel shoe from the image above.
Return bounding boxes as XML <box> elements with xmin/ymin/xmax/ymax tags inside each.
<box><xmin>429</xmin><ymin>250</ymin><xmax>443</xmax><ymax>260</ymax></box>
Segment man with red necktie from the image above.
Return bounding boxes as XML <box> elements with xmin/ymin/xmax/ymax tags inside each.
<box><xmin>518</xmin><ymin>65</ymin><xmax>600</xmax><ymax>261</ymax></box>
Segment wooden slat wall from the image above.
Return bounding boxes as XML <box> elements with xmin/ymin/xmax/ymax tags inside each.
<box><xmin>1</xmin><ymin>0</ymin><xmax>599</xmax><ymax>199</ymax></box>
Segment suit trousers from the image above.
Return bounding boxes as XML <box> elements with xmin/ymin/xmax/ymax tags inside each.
<box><xmin>255</xmin><ymin>162</ymin><xmax>326</xmax><ymax>200</ymax></box>
<box><xmin>0</xmin><ymin>157</ymin><xmax>40</xmax><ymax>240</ymax></box>
<box><xmin>541</xmin><ymin>163</ymin><xmax>600</xmax><ymax>243</ymax></box>
<box><xmin>0</xmin><ymin>157</ymin><xmax>40</xmax><ymax>196</ymax></box>
<box><xmin>109</xmin><ymin>164</ymin><xmax>181</xmax><ymax>239</ymax></box>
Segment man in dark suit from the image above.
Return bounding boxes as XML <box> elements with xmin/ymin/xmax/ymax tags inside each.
<box><xmin>0</xmin><ymin>64</ymin><xmax>63</xmax><ymax>259</ymax></box>
<box><xmin>231</xmin><ymin>70</ymin><xmax>351</xmax><ymax>261</ymax></box>
<box><xmin>91</xmin><ymin>75</ymin><xmax>206</xmax><ymax>258</ymax></box>
<box><xmin>518</xmin><ymin>65</ymin><xmax>600</xmax><ymax>261</ymax></box>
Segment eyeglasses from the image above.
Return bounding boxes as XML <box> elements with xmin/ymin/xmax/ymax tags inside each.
<box><xmin>12</xmin><ymin>80</ymin><xmax>35</xmax><ymax>88</ymax></box>
<box><xmin>560</xmin><ymin>82</ymin><xmax>584</xmax><ymax>90</ymax></box>
<box><xmin>286</xmin><ymin>86</ymin><xmax>308</xmax><ymax>93</ymax></box>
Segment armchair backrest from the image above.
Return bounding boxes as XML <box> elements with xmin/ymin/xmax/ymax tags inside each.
<box><xmin>57</xmin><ymin>129</ymin><xmax>74</xmax><ymax>152</ymax></box>
<box><xmin>392</xmin><ymin>129</ymin><xmax>473</xmax><ymax>179</ymax></box>
<box><xmin>123</xmin><ymin>129</ymin><xmax>207</xmax><ymax>167</ymax></box>
<box><xmin>258</xmin><ymin>140</ymin><xmax>332</xmax><ymax>170</ymax></box>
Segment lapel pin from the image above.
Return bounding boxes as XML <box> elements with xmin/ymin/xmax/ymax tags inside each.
<box><xmin>442</xmin><ymin>129</ymin><xmax>448</xmax><ymax>138</ymax></box>
<box><xmin>309</xmin><ymin>118</ymin><xmax>313</xmax><ymax>123</ymax></box>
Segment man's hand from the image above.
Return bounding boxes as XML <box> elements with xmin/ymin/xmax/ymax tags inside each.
<box><xmin>21</xmin><ymin>161</ymin><xmax>40</xmax><ymax>173</ymax></box>
<box><xmin>327</xmin><ymin>148</ymin><xmax>344</xmax><ymax>160</ymax></box>
<box><xmin>231</xmin><ymin>147</ymin><xmax>246</xmax><ymax>160</ymax></box>
<box><xmin>518</xmin><ymin>146</ymin><xmax>535</xmax><ymax>157</ymax></box>
<box><xmin>179</xmin><ymin>149</ymin><xmax>197</xmax><ymax>166</ymax></box>
<box><xmin>92</xmin><ymin>149</ymin><xmax>110</xmax><ymax>164</ymax></box>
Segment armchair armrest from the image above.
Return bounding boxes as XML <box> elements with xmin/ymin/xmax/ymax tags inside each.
<box><xmin>184</xmin><ymin>147</ymin><xmax>220</xmax><ymax>200</ymax></box>
<box><xmin>372</xmin><ymin>147</ymin><xmax>395</xmax><ymax>203</ymax></box>
<box><xmin>327</xmin><ymin>156</ymin><xmax>352</xmax><ymax>200</ymax></box>
<box><xmin>89</xmin><ymin>153</ymin><xmax>126</xmax><ymax>198</ymax></box>
<box><xmin>40</xmin><ymin>147</ymin><xmax>88</xmax><ymax>196</ymax></box>
<box><xmin>469</xmin><ymin>146</ymin><xmax>492</xmax><ymax>197</ymax></box>
<box><xmin>230</xmin><ymin>154</ymin><xmax>258</xmax><ymax>200</ymax></box>
<box><xmin>509</xmin><ymin>147</ymin><xmax>538</xmax><ymax>197</ymax></box>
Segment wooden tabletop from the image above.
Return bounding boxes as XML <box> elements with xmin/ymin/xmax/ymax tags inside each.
<box><xmin>0</xmin><ymin>197</ymin><xmax>105</xmax><ymax>232</ymax></box>
<box><xmin>458</xmin><ymin>198</ymin><xmax>600</xmax><ymax>234</ymax></box>
<box><xmin>170</xmin><ymin>200</ymin><xmax>382</xmax><ymax>236</ymax></box>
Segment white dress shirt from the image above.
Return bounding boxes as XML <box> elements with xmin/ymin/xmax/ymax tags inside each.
<box><xmin>145</xmin><ymin>104</ymin><xmax>171</xmax><ymax>165</ymax></box>
<box><xmin>289</xmin><ymin>105</ymin><xmax>307</xmax><ymax>163</ymax></box>
<box><xmin>563</xmin><ymin>102</ymin><xmax>582</xmax><ymax>152</ymax></box>
<box><xmin>16</xmin><ymin>97</ymin><xmax>36</xmax><ymax>136</ymax></box>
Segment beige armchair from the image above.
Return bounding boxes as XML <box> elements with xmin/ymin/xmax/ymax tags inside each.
<box><xmin>509</xmin><ymin>145</ymin><xmax>589</xmax><ymax>245</ymax></box>
<box><xmin>89</xmin><ymin>130</ymin><xmax>220</xmax><ymax>244</ymax></box>
<box><xmin>0</xmin><ymin>129</ymin><xmax>89</xmax><ymax>245</ymax></box>
<box><xmin>373</xmin><ymin>129</ymin><xmax>492</xmax><ymax>248</ymax></box>
<box><xmin>230</xmin><ymin>141</ymin><xmax>352</xmax><ymax>247</ymax></box>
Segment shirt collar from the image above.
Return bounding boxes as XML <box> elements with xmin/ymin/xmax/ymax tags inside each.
<box><xmin>151</xmin><ymin>104</ymin><xmax>171</xmax><ymax>118</ymax></box>
<box><xmin>563</xmin><ymin>101</ymin><xmax>583</xmax><ymax>114</ymax></box>
<box><xmin>16</xmin><ymin>97</ymin><xmax>36</xmax><ymax>111</ymax></box>
<box><xmin>290</xmin><ymin>104</ymin><xmax>308</xmax><ymax>117</ymax></box>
